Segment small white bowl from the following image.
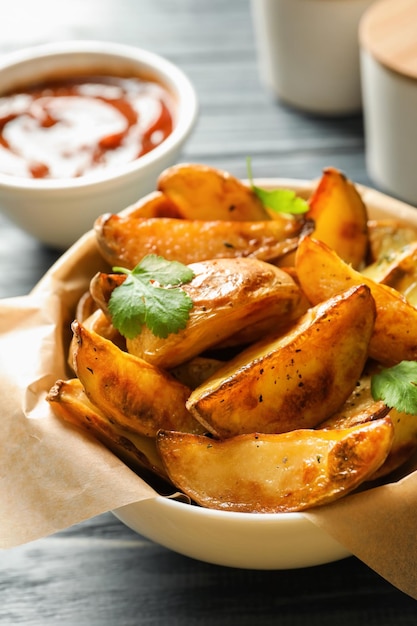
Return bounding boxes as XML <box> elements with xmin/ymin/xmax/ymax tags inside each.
<box><xmin>0</xmin><ymin>41</ymin><xmax>198</xmax><ymax>249</ymax></box>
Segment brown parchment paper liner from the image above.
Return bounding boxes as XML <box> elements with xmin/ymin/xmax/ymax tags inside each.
<box><xmin>1</xmin><ymin>181</ymin><xmax>417</xmax><ymax>600</ymax></box>
<box><xmin>0</xmin><ymin>231</ymin><xmax>157</xmax><ymax>547</ymax></box>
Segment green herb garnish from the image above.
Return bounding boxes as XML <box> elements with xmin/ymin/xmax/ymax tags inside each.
<box><xmin>246</xmin><ymin>157</ymin><xmax>309</xmax><ymax>215</ymax></box>
<box><xmin>108</xmin><ymin>254</ymin><xmax>195</xmax><ymax>339</ymax></box>
<box><xmin>371</xmin><ymin>361</ymin><xmax>417</xmax><ymax>415</ymax></box>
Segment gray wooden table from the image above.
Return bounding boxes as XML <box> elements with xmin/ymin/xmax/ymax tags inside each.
<box><xmin>1</xmin><ymin>1</ymin><xmax>416</xmax><ymax>623</ymax></box>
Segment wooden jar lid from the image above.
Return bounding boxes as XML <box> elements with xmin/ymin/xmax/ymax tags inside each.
<box><xmin>359</xmin><ymin>0</ymin><xmax>417</xmax><ymax>79</ymax></box>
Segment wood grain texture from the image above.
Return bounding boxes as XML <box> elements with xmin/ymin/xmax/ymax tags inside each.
<box><xmin>359</xmin><ymin>0</ymin><xmax>417</xmax><ymax>78</ymax></box>
<box><xmin>1</xmin><ymin>514</ymin><xmax>417</xmax><ymax>624</ymax></box>
<box><xmin>1</xmin><ymin>0</ymin><xmax>416</xmax><ymax>622</ymax></box>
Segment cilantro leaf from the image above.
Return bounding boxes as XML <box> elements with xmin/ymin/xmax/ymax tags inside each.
<box><xmin>246</xmin><ymin>157</ymin><xmax>309</xmax><ymax>215</ymax></box>
<box><xmin>108</xmin><ymin>254</ymin><xmax>195</xmax><ymax>339</ymax></box>
<box><xmin>126</xmin><ymin>254</ymin><xmax>195</xmax><ymax>286</ymax></box>
<box><xmin>371</xmin><ymin>361</ymin><xmax>417</xmax><ymax>415</ymax></box>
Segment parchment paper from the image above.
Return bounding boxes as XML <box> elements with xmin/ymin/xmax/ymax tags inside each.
<box><xmin>1</xmin><ymin>187</ymin><xmax>417</xmax><ymax>601</ymax></box>
<box><xmin>0</xmin><ymin>231</ymin><xmax>157</xmax><ymax>547</ymax></box>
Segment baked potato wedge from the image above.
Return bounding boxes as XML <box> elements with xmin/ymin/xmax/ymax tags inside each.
<box><xmin>89</xmin><ymin>272</ymin><xmax>126</xmax><ymax>318</ymax></box>
<box><xmin>318</xmin><ymin>371</ymin><xmax>389</xmax><ymax>430</ymax></box>
<box><xmin>295</xmin><ymin>236</ymin><xmax>417</xmax><ymax>366</ymax></box>
<box><xmin>126</xmin><ymin>257</ymin><xmax>305</xmax><ymax>369</ymax></box>
<box><xmin>361</xmin><ymin>241</ymin><xmax>417</xmax><ymax>307</ymax></box>
<box><xmin>80</xmin><ymin>308</ymin><xmax>125</xmax><ymax>345</ymax></box>
<box><xmin>307</xmin><ymin>167</ymin><xmax>369</xmax><ymax>269</ymax></box>
<box><xmin>68</xmin><ymin>308</ymin><xmax>126</xmax><ymax>372</ymax></box>
<box><xmin>75</xmin><ymin>290</ymin><xmax>97</xmax><ymax>323</ymax></box>
<box><xmin>373</xmin><ymin>407</ymin><xmax>417</xmax><ymax>479</ymax></box>
<box><xmin>157</xmin><ymin>163</ymin><xmax>270</xmax><ymax>221</ymax></box>
<box><xmin>319</xmin><ymin>371</ymin><xmax>417</xmax><ymax>480</ymax></box>
<box><xmin>123</xmin><ymin>190</ymin><xmax>182</xmax><ymax>219</ymax></box>
<box><xmin>367</xmin><ymin>218</ymin><xmax>417</xmax><ymax>263</ymax></box>
<box><xmin>94</xmin><ymin>214</ymin><xmax>308</xmax><ymax>269</ymax></box>
<box><xmin>186</xmin><ymin>284</ymin><xmax>376</xmax><ymax>437</ymax></box>
<box><xmin>71</xmin><ymin>321</ymin><xmax>203</xmax><ymax>437</ymax></box>
<box><xmin>156</xmin><ymin>417</ymin><xmax>394</xmax><ymax>512</ymax></box>
<box><xmin>170</xmin><ymin>356</ymin><xmax>225</xmax><ymax>389</ymax></box>
<box><xmin>47</xmin><ymin>378</ymin><xmax>168</xmax><ymax>480</ymax></box>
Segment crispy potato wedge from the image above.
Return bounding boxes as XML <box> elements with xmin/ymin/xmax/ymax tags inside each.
<box><xmin>89</xmin><ymin>272</ymin><xmax>126</xmax><ymax>318</ymax></box>
<box><xmin>156</xmin><ymin>417</ymin><xmax>394</xmax><ymax>512</ymax></box>
<box><xmin>319</xmin><ymin>371</ymin><xmax>417</xmax><ymax>480</ymax></box>
<box><xmin>47</xmin><ymin>378</ymin><xmax>168</xmax><ymax>481</ymax></box>
<box><xmin>81</xmin><ymin>308</ymin><xmax>125</xmax><ymax>345</ymax></box>
<box><xmin>91</xmin><ymin>263</ymin><xmax>308</xmax><ymax>360</ymax></box>
<box><xmin>361</xmin><ymin>241</ymin><xmax>417</xmax><ymax>307</ymax></box>
<box><xmin>170</xmin><ymin>356</ymin><xmax>225</xmax><ymax>389</ymax></box>
<box><xmin>295</xmin><ymin>236</ymin><xmax>417</xmax><ymax>366</ymax></box>
<box><xmin>186</xmin><ymin>284</ymin><xmax>376</xmax><ymax>438</ymax></box>
<box><xmin>367</xmin><ymin>218</ymin><xmax>417</xmax><ymax>263</ymax></box>
<box><xmin>94</xmin><ymin>213</ymin><xmax>308</xmax><ymax>269</ymax></box>
<box><xmin>127</xmin><ymin>258</ymin><xmax>305</xmax><ymax>369</ymax></box>
<box><xmin>75</xmin><ymin>291</ymin><xmax>97</xmax><ymax>323</ymax></box>
<box><xmin>307</xmin><ymin>167</ymin><xmax>369</xmax><ymax>269</ymax></box>
<box><xmin>123</xmin><ymin>190</ymin><xmax>182</xmax><ymax>219</ymax></box>
<box><xmin>71</xmin><ymin>321</ymin><xmax>203</xmax><ymax>437</ymax></box>
<box><xmin>318</xmin><ymin>372</ymin><xmax>390</xmax><ymax>430</ymax></box>
<box><xmin>68</xmin><ymin>308</ymin><xmax>126</xmax><ymax>372</ymax></box>
<box><xmin>373</xmin><ymin>408</ymin><xmax>417</xmax><ymax>479</ymax></box>
<box><xmin>157</xmin><ymin>163</ymin><xmax>270</xmax><ymax>221</ymax></box>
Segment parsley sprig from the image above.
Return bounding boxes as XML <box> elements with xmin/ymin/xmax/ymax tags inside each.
<box><xmin>247</xmin><ymin>157</ymin><xmax>309</xmax><ymax>215</ymax></box>
<box><xmin>108</xmin><ymin>254</ymin><xmax>195</xmax><ymax>339</ymax></box>
<box><xmin>371</xmin><ymin>361</ymin><xmax>417</xmax><ymax>415</ymax></box>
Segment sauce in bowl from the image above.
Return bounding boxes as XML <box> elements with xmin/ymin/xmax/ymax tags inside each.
<box><xmin>0</xmin><ymin>74</ymin><xmax>174</xmax><ymax>179</ymax></box>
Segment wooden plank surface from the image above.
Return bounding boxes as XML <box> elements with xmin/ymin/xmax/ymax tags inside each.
<box><xmin>0</xmin><ymin>0</ymin><xmax>416</xmax><ymax>622</ymax></box>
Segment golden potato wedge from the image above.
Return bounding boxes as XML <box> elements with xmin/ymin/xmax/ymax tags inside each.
<box><xmin>367</xmin><ymin>218</ymin><xmax>417</xmax><ymax>263</ymax></box>
<box><xmin>157</xmin><ymin>163</ymin><xmax>270</xmax><ymax>221</ymax></box>
<box><xmin>170</xmin><ymin>356</ymin><xmax>225</xmax><ymax>389</ymax></box>
<box><xmin>318</xmin><ymin>371</ymin><xmax>390</xmax><ymax>430</ymax></box>
<box><xmin>361</xmin><ymin>241</ymin><xmax>417</xmax><ymax>307</ymax></box>
<box><xmin>47</xmin><ymin>378</ymin><xmax>168</xmax><ymax>481</ymax></box>
<box><xmin>156</xmin><ymin>417</ymin><xmax>394</xmax><ymax>512</ymax></box>
<box><xmin>186</xmin><ymin>284</ymin><xmax>376</xmax><ymax>438</ymax></box>
<box><xmin>75</xmin><ymin>290</ymin><xmax>97</xmax><ymax>323</ymax></box>
<box><xmin>122</xmin><ymin>190</ymin><xmax>182</xmax><ymax>219</ymax></box>
<box><xmin>81</xmin><ymin>308</ymin><xmax>125</xmax><ymax>345</ymax></box>
<box><xmin>127</xmin><ymin>257</ymin><xmax>305</xmax><ymax>369</ymax></box>
<box><xmin>319</xmin><ymin>370</ymin><xmax>417</xmax><ymax>480</ymax></box>
<box><xmin>94</xmin><ymin>213</ymin><xmax>308</xmax><ymax>269</ymax></box>
<box><xmin>71</xmin><ymin>321</ymin><xmax>203</xmax><ymax>437</ymax></box>
<box><xmin>68</xmin><ymin>308</ymin><xmax>126</xmax><ymax>372</ymax></box>
<box><xmin>89</xmin><ymin>272</ymin><xmax>126</xmax><ymax>318</ymax></box>
<box><xmin>307</xmin><ymin>167</ymin><xmax>369</xmax><ymax>269</ymax></box>
<box><xmin>295</xmin><ymin>236</ymin><xmax>417</xmax><ymax>366</ymax></box>
<box><xmin>372</xmin><ymin>407</ymin><xmax>417</xmax><ymax>479</ymax></box>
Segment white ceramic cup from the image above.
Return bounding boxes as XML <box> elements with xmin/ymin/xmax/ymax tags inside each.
<box><xmin>360</xmin><ymin>0</ymin><xmax>417</xmax><ymax>207</ymax></box>
<box><xmin>251</xmin><ymin>0</ymin><xmax>375</xmax><ymax>116</ymax></box>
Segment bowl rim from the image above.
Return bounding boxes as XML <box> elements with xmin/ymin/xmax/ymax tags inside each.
<box><xmin>115</xmin><ymin>492</ymin><xmax>306</xmax><ymax>524</ymax></box>
<box><xmin>0</xmin><ymin>40</ymin><xmax>198</xmax><ymax>191</ymax></box>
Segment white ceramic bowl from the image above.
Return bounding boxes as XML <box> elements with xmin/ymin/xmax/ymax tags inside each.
<box><xmin>113</xmin><ymin>497</ymin><xmax>350</xmax><ymax>569</ymax></box>
<box><xmin>35</xmin><ymin>176</ymin><xmax>417</xmax><ymax>570</ymax></box>
<box><xmin>109</xmin><ymin>179</ymin><xmax>417</xmax><ymax>570</ymax></box>
<box><xmin>0</xmin><ymin>41</ymin><xmax>198</xmax><ymax>249</ymax></box>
